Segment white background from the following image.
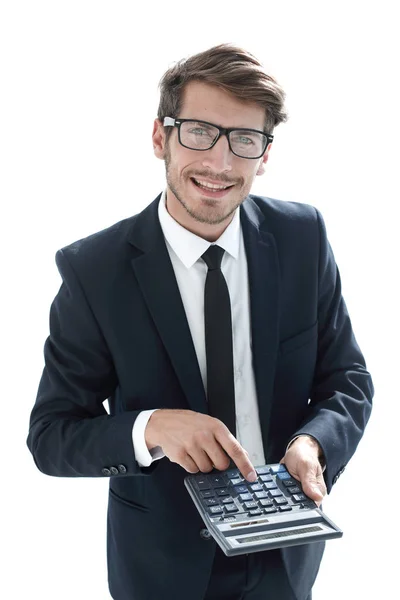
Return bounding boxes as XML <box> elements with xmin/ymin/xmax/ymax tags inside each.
<box><xmin>1</xmin><ymin>1</ymin><xmax>398</xmax><ymax>598</ymax></box>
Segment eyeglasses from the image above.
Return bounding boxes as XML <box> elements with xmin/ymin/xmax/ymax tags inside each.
<box><xmin>163</xmin><ymin>117</ymin><xmax>273</xmax><ymax>159</ymax></box>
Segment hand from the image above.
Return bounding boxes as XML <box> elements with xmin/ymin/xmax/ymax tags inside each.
<box><xmin>281</xmin><ymin>436</ymin><xmax>327</xmax><ymax>507</ymax></box>
<box><xmin>145</xmin><ymin>408</ymin><xmax>258</xmax><ymax>482</ymax></box>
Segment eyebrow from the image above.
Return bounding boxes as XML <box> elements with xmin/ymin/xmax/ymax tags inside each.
<box><xmin>188</xmin><ymin>118</ymin><xmax>264</xmax><ymax>131</ymax></box>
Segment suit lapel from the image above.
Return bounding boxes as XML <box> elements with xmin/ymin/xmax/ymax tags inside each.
<box><xmin>128</xmin><ymin>196</ymin><xmax>208</xmax><ymax>415</ymax></box>
<box><xmin>241</xmin><ymin>198</ymin><xmax>281</xmax><ymax>455</ymax></box>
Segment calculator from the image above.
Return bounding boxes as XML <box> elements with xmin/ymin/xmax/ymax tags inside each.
<box><xmin>184</xmin><ymin>463</ymin><xmax>342</xmax><ymax>556</ymax></box>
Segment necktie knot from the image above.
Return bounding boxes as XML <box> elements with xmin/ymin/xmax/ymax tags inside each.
<box><xmin>202</xmin><ymin>245</ymin><xmax>225</xmax><ymax>271</ymax></box>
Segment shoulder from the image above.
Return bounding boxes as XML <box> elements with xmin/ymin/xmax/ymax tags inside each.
<box><xmin>60</xmin><ymin>214</ymin><xmax>136</xmax><ymax>259</ymax></box>
<box><xmin>246</xmin><ymin>194</ymin><xmax>319</xmax><ymax>224</ymax></box>
<box><xmin>54</xmin><ymin>213</ymin><xmax>141</xmax><ymax>287</ymax></box>
<box><xmin>242</xmin><ymin>195</ymin><xmax>329</xmax><ymax>263</ymax></box>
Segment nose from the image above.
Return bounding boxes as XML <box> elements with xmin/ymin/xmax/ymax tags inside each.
<box><xmin>201</xmin><ymin>134</ymin><xmax>233</xmax><ymax>173</ymax></box>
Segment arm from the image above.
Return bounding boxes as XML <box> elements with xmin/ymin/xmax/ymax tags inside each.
<box><xmin>286</xmin><ymin>208</ymin><xmax>374</xmax><ymax>493</ymax></box>
<box><xmin>26</xmin><ymin>249</ymin><xmax>158</xmax><ymax>478</ymax></box>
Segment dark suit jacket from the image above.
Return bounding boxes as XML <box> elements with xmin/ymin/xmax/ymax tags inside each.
<box><xmin>27</xmin><ymin>193</ymin><xmax>373</xmax><ymax>600</ymax></box>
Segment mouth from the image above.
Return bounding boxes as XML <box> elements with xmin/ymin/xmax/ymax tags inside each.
<box><xmin>190</xmin><ymin>177</ymin><xmax>235</xmax><ymax>199</ymax></box>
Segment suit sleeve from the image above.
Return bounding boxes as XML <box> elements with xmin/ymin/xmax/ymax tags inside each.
<box><xmin>289</xmin><ymin>208</ymin><xmax>374</xmax><ymax>493</ymax></box>
<box><xmin>26</xmin><ymin>249</ymin><xmax>158</xmax><ymax>478</ymax></box>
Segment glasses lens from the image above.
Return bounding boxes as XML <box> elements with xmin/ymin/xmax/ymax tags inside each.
<box><xmin>179</xmin><ymin>121</ymin><xmax>268</xmax><ymax>158</ymax></box>
<box><xmin>180</xmin><ymin>121</ymin><xmax>219</xmax><ymax>150</ymax></box>
<box><xmin>229</xmin><ymin>130</ymin><xmax>267</xmax><ymax>158</ymax></box>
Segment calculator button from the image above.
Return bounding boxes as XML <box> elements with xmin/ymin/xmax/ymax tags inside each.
<box><xmin>264</xmin><ymin>507</ymin><xmax>278</xmax><ymax>514</ymax></box>
<box><xmin>259</xmin><ymin>499</ymin><xmax>274</xmax><ymax>508</ymax></box>
<box><xmin>210</xmin><ymin>476</ymin><xmax>226</xmax><ymax>488</ymax></box>
<box><xmin>205</xmin><ymin>498</ymin><xmax>219</xmax><ymax>507</ymax></box>
<box><xmin>288</xmin><ymin>486</ymin><xmax>301</xmax><ymax>494</ymax></box>
<box><xmin>279</xmin><ymin>505</ymin><xmax>293</xmax><ymax>512</ymax></box>
<box><xmin>269</xmin><ymin>489</ymin><xmax>283</xmax><ymax>498</ymax></box>
<box><xmin>243</xmin><ymin>501</ymin><xmax>259</xmax><ymax>510</ymax></box>
<box><xmin>216</xmin><ymin>488</ymin><xmax>230</xmax><ymax>496</ymax></box>
<box><xmin>250</xmin><ymin>483</ymin><xmax>263</xmax><ymax>492</ymax></box>
<box><xmin>255</xmin><ymin>466</ymin><xmax>270</xmax><ymax>475</ymax></box>
<box><xmin>264</xmin><ymin>482</ymin><xmax>278</xmax><ymax>490</ymax></box>
<box><xmin>209</xmin><ymin>506</ymin><xmax>224</xmax><ymax>515</ymax></box>
<box><xmin>277</xmin><ymin>472</ymin><xmax>291</xmax><ymax>480</ymax></box>
<box><xmin>274</xmin><ymin>497</ymin><xmax>288</xmax><ymax>505</ymax></box>
<box><xmin>254</xmin><ymin>491</ymin><xmax>269</xmax><ymax>500</ymax></box>
<box><xmin>226</xmin><ymin>469</ymin><xmax>240</xmax><ymax>479</ymax></box>
<box><xmin>224</xmin><ymin>504</ymin><xmax>239</xmax><ymax>513</ymax></box>
<box><xmin>200</xmin><ymin>490</ymin><xmax>215</xmax><ymax>499</ymax></box>
<box><xmin>230</xmin><ymin>478</ymin><xmax>243</xmax><ymax>486</ymax></box>
<box><xmin>222</xmin><ymin>496</ymin><xmax>235</xmax><ymax>504</ymax></box>
<box><xmin>282</xmin><ymin>478</ymin><xmax>297</xmax><ymax>487</ymax></box>
<box><xmin>239</xmin><ymin>493</ymin><xmax>253</xmax><ymax>502</ymax></box>
<box><xmin>234</xmin><ymin>485</ymin><xmax>249</xmax><ymax>494</ymax></box>
<box><xmin>292</xmin><ymin>493</ymin><xmax>307</xmax><ymax>502</ymax></box>
<box><xmin>248</xmin><ymin>509</ymin><xmax>263</xmax><ymax>516</ymax></box>
<box><xmin>259</xmin><ymin>475</ymin><xmax>273</xmax><ymax>483</ymax></box>
<box><xmin>197</xmin><ymin>478</ymin><xmax>211</xmax><ymax>490</ymax></box>
<box><xmin>270</xmin><ymin>464</ymin><xmax>287</xmax><ymax>474</ymax></box>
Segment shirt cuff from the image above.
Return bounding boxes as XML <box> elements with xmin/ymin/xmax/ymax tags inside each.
<box><xmin>132</xmin><ymin>409</ymin><xmax>165</xmax><ymax>467</ymax></box>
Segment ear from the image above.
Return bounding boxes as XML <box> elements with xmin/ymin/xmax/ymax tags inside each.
<box><xmin>152</xmin><ymin>119</ymin><xmax>166</xmax><ymax>160</ymax></box>
<box><xmin>256</xmin><ymin>143</ymin><xmax>272</xmax><ymax>176</ymax></box>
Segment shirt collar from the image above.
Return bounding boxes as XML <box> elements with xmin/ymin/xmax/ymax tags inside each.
<box><xmin>158</xmin><ymin>189</ymin><xmax>240</xmax><ymax>269</ymax></box>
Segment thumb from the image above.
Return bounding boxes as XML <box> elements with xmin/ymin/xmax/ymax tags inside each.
<box><xmin>301</xmin><ymin>478</ymin><xmax>324</xmax><ymax>504</ymax></box>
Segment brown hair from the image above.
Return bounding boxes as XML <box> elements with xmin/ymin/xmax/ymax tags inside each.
<box><xmin>157</xmin><ymin>43</ymin><xmax>289</xmax><ymax>143</ymax></box>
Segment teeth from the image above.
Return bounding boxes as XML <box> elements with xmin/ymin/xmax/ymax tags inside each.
<box><xmin>194</xmin><ymin>178</ymin><xmax>230</xmax><ymax>190</ymax></box>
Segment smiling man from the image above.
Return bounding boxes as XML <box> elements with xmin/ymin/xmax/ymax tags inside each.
<box><xmin>155</xmin><ymin>80</ymin><xmax>272</xmax><ymax>240</ymax></box>
<box><xmin>27</xmin><ymin>44</ymin><xmax>373</xmax><ymax>600</ymax></box>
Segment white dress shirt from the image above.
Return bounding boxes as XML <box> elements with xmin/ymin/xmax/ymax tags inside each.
<box><xmin>132</xmin><ymin>190</ymin><xmax>266</xmax><ymax>468</ymax></box>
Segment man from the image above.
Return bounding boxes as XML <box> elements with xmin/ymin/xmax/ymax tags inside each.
<box><xmin>27</xmin><ymin>43</ymin><xmax>373</xmax><ymax>600</ymax></box>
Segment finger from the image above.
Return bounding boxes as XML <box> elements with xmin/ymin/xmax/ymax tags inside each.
<box><xmin>187</xmin><ymin>447</ymin><xmax>216</xmax><ymax>473</ymax></box>
<box><xmin>301</xmin><ymin>474</ymin><xmax>326</xmax><ymax>504</ymax></box>
<box><xmin>190</xmin><ymin>429</ymin><xmax>231</xmax><ymax>472</ymax></box>
<box><xmin>171</xmin><ymin>449</ymin><xmax>200</xmax><ymax>474</ymax></box>
<box><xmin>198</xmin><ymin>437</ymin><xmax>233</xmax><ymax>472</ymax></box>
<box><xmin>217</xmin><ymin>429</ymin><xmax>257</xmax><ymax>482</ymax></box>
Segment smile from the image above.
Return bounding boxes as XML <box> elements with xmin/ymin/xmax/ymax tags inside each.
<box><xmin>190</xmin><ymin>177</ymin><xmax>235</xmax><ymax>199</ymax></box>
<box><xmin>192</xmin><ymin>178</ymin><xmax>233</xmax><ymax>191</ymax></box>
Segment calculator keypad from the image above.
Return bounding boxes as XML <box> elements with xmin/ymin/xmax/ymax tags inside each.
<box><xmin>193</xmin><ymin>464</ymin><xmax>315</xmax><ymax>521</ymax></box>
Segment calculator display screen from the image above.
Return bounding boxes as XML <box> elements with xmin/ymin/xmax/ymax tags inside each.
<box><xmin>237</xmin><ymin>526</ymin><xmax>322</xmax><ymax>544</ymax></box>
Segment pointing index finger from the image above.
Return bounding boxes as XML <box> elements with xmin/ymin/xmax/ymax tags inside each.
<box><xmin>220</xmin><ymin>431</ymin><xmax>257</xmax><ymax>482</ymax></box>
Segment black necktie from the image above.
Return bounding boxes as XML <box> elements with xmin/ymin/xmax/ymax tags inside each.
<box><xmin>202</xmin><ymin>245</ymin><xmax>236</xmax><ymax>437</ymax></box>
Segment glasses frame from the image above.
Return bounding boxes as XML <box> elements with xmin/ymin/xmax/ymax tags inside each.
<box><xmin>163</xmin><ymin>117</ymin><xmax>273</xmax><ymax>159</ymax></box>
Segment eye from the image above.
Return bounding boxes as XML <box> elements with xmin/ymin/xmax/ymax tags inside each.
<box><xmin>232</xmin><ymin>134</ymin><xmax>254</xmax><ymax>145</ymax></box>
<box><xmin>238</xmin><ymin>136</ymin><xmax>253</xmax><ymax>145</ymax></box>
<box><xmin>189</xmin><ymin>127</ymin><xmax>213</xmax><ymax>137</ymax></box>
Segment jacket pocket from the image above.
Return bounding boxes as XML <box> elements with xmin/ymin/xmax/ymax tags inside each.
<box><xmin>279</xmin><ymin>321</ymin><xmax>318</xmax><ymax>357</ymax></box>
<box><xmin>109</xmin><ymin>488</ymin><xmax>150</xmax><ymax>512</ymax></box>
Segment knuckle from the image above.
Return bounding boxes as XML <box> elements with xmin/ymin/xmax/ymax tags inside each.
<box><xmin>214</xmin><ymin>457</ymin><xmax>231</xmax><ymax>471</ymax></box>
<box><xmin>194</xmin><ymin>429</ymin><xmax>213</xmax><ymax>444</ymax></box>
<box><xmin>212</xmin><ymin>418</ymin><xmax>227</xmax><ymax>433</ymax></box>
<box><xmin>229</xmin><ymin>441</ymin><xmax>244</xmax><ymax>457</ymax></box>
<box><xmin>174</xmin><ymin>448</ymin><xmax>188</xmax><ymax>463</ymax></box>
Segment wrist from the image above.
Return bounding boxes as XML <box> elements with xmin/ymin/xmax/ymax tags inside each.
<box><xmin>145</xmin><ymin>410</ymin><xmax>161</xmax><ymax>450</ymax></box>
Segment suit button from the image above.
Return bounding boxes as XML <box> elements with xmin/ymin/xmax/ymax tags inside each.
<box><xmin>200</xmin><ymin>528</ymin><xmax>211</xmax><ymax>541</ymax></box>
<box><xmin>110</xmin><ymin>466</ymin><xmax>119</xmax><ymax>475</ymax></box>
<box><xmin>102</xmin><ymin>468</ymin><xmax>111</xmax><ymax>476</ymax></box>
<box><xmin>118</xmin><ymin>464</ymin><xmax>127</xmax><ymax>474</ymax></box>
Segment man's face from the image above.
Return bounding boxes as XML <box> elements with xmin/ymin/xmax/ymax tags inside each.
<box><xmin>153</xmin><ymin>80</ymin><xmax>271</xmax><ymax>232</ymax></box>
